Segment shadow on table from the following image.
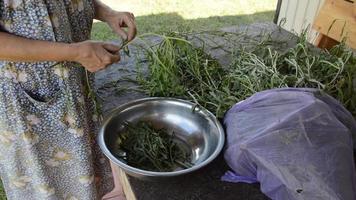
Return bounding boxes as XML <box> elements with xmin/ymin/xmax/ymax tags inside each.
<box><xmin>128</xmin><ymin>153</ymin><xmax>270</xmax><ymax>200</ymax></box>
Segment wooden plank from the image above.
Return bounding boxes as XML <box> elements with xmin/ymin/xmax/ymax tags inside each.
<box><xmin>118</xmin><ymin>168</ymin><xmax>137</xmax><ymax>200</ymax></box>
<box><xmin>313</xmin><ymin>0</ymin><xmax>356</xmax><ymax>48</ymax></box>
<box><xmin>315</xmin><ymin>33</ymin><xmax>340</xmax><ymax>49</ymax></box>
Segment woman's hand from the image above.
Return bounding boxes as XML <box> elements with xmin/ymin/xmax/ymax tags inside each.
<box><xmin>105</xmin><ymin>11</ymin><xmax>137</xmax><ymax>42</ymax></box>
<box><xmin>71</xmin><ymin>41</ymin><xmax>120</xmax><ymax>72</ymax></box>
<box><xmin>93</xmin><ymin>1</ymin><xmax>137</xmax><ymax>42</ymax></box>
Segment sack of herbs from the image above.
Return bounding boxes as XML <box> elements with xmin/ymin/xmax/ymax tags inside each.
<box><xmin>222</xmin><ymin>88</ymin><xmax>356</xmax><ymax>200</ymax></box>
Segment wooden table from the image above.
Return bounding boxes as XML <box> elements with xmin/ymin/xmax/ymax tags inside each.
<box><xmin>95</xmin><ymin>22</ymin><xmax>300</xmax><ymax>200</ymax></box>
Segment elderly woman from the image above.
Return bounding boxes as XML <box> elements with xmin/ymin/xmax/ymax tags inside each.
<box><xmin>0</xmin><ymin>0</ymin><xmax>136</xmax><ymax>199</ymax></box>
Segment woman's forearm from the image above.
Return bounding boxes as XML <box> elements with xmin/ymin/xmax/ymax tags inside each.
<box><xmin>93</xmin><ymin>0</ymin><xmax>115</xmax><ymax>22</ymax></box>
<box><xmin>0</xmin><ymin>32</ymin><xmax>77</xmax><ymax>62</ymax></box>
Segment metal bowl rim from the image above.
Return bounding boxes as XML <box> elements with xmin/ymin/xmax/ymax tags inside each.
<box><xmin>98</xmin><ymin>97</ymin><xmax>225</xmax><ymax>177</ymax></box>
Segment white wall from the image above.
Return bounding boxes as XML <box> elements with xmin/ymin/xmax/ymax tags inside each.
<box><xmin>277</xmin><ymin>0</ymin><xmax>325</xmax><ymax>42</ymax></box>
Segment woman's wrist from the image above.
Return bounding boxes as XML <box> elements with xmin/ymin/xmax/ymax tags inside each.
<box><xmin>93</xmin><ymin>0</ymin><xmax>116</xmax><ymax>23</ymax></box>
<box><xmin>67</xmin><ymin>42</ymin><xmax>87</xmax><ymax>63</ymax></box>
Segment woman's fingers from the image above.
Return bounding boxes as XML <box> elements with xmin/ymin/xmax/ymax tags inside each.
<box><xmin>73</xmin><ymin>41</ymin><xmax>122</xmax><ymax>72</ymax></box>
<box><xmin>124</xmin><ymin>16</ymin><xmax>137</xmax><ymax>42</ymax></box>
<box><xmin>103</xmin><ymin>43</ymin><xmax>120</xmax><ymax>54</ymax></box>
<box><xmin>129</xmin><ymin>12</ymin><xmax>135</xmax><ymax>20</ymax></box>
<box><xmin>111</xmin><ymin>54</ymin><xmax>120</xmax><ymax>63</ymax></box>
<box><xmin>108</xmin><ymin>12</ymin><xmax>137</xmax><ymax>42</ymax></box>
<box><xmin>113</xmin><ymin>25</ymin><xmax>128</xmax><ymax>40</ymax></box>
<box><xmin>103</xmin><ymin>43</ymin><xmax>120</xmax><ymax>67</ymax></box>
<box><xmin>103</xmin><ymin>53</ymin><xmax>120</xmax><ymax>64</ymax></box>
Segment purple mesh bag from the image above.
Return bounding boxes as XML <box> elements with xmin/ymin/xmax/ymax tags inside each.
<box><xmin>223</xmin><ymin>88</ymin><xmax>356</xmax><ymax>200</ymax></box>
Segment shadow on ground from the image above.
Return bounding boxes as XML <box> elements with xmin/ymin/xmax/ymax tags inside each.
<box><xmin>91</xmin><ymin>10</ymin><xmax>275</xmax><ymax>40</ymax></box>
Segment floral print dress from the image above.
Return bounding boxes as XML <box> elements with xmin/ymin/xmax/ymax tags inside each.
<box><xmin>0</xmin><ymin>0</ymin><xmax>114</xmax><ymax>199</ymax></box>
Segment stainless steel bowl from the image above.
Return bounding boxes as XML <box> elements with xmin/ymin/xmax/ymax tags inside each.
<box><xmin>98</xmin><ymin>97</ymin><xmax>225</xmax><ymax>180</ymax></box>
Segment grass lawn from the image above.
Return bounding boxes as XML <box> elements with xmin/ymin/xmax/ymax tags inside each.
<box><xmin>0</xmin><ymin>1</ymin><xmax>276</xmax><ymax>199</ymax></box>
<box><xmin>92</xmin><ymin>0</ymin><xmax>277</xmax><ymax>40</ymax></box>
<box><xmin>0</xmin><ymin>180</ymin><xmax>5</xmax><ymax>200</ymax></box>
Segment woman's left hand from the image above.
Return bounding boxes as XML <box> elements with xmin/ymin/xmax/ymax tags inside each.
<box><xmin>105</xmin><ymin>11</ymin><xmax>137</xmax><ymax>42</ymax></box>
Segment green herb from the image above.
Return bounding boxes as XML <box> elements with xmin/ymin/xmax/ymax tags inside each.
<box><xmin>136</xmin><ymin>30</ymin><xmax>356</xmax><ymax>117</ymax></box>
<box><xmin>137</xmin><ymin>32</ymin><xmax>230</xmax><ymax>117</ymax></box>
<box><xmin>121</xmin><ymin>39</ymin><xmax>131</xmax><ymax>57</ymax></box>
<box><xmin>227</xmin><ymin>31</ymin><xmax>356</xmax><ymax>116</ymax></box>
<box><xmin>114</xmin><ymin>121</ymin><xmax>192</xmax><ymax>172</ymax></box>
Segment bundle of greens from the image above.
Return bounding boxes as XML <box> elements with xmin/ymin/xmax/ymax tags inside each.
<box><xmin>227</xmin><ymin>34</ymin><xmax>356</xmax><ymax>116</ymax></box>
<box><xmin>137</xmin><ymin>31</ymin><xmax>356</xmax><ymax>117</ymax></box>
<box><xmin>115</xmin><ymin>121</ymin><xmax>192</xmax><ymax>172</ymax></box>
<box><xmin>137</xmin><ymin>33</ymin><xmax>232</xmax><ymax>117</ymax></box>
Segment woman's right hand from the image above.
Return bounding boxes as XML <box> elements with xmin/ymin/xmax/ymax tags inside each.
<box><xmin>71</xmin><ymin>40</ymin><xmax>121</xmax><ymax>72</ymax></box>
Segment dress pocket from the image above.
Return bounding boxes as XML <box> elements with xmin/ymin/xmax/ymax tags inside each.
<box><xmin>20</xmin><ymin>85</ymin><xmax>63</xmax><ymax>107</ymax></box>
<box><xmin>17</xmin><ymin>62</ymin><xmax>70</xmax><ymax>108</ymax></box>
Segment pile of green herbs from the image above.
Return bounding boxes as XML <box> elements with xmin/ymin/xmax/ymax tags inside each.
<box><xmin>114</xmin><ymin>121</ymin><xmax>192</xmax><ymax>172</ymax></box>
<box><xmin>137</xmin><ymin>31</ymin><xmax>356</xmax><ymax>117</ymax></box>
